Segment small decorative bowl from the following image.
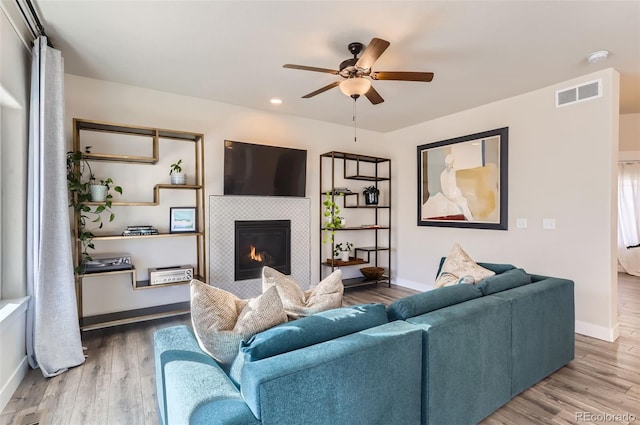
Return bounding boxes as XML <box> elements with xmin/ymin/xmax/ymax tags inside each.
<box><xmin>360</xmin><ymin>267</ymin><xmax>385</xmax><ymax>279</ymax></box>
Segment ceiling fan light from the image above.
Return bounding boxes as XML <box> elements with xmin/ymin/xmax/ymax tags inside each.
<box><xmin>339</xmin><ymin>78</ymin><xmax>371</xmax><ymax>97</ymax></box>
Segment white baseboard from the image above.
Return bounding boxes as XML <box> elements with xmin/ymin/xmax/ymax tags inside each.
<box><xmin>0</xmin><ymin>356</ymin><xmax>28</xmax><ymax>412</ymax></box>
<box><xmin>393</xmin><ymin>278</ymin><xmax>433</xmax><ymax>292</ymax></box>
<box><xmin>575</xmin><ymin>320</ymin><xmax>620</xmax><ymax>342</ymax></box>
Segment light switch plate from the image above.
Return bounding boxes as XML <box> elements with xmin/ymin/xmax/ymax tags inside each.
<box><xmin>543</xmin><ymin>218</ymin><xmax>556</xmax><ymax>229</ymax></box>
<box><xmin>516</xmin><ymin>218</ymin><xmax>528</xmax><ymax>229</ymax></box>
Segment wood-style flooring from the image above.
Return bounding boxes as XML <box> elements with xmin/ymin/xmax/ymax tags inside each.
<box><xmin>2</xmin><ymin>274</ymin><xmax>639</xmax><ymax>425</ymax></box>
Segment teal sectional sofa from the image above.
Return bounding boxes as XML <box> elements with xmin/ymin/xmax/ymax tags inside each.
<box><xmin>154</xmin><ymin>264</ymin><xmax>574</xmax><ymax>425</ymax></box>
<box><xmin>154</xmin><ymin>304</ymin><xmax>423</xmax><ymax>425</ymax></box>
<box><xmin>387</xmin><ymin>263</ymin><xmax>575</xmax><ymax>425</ymax></box>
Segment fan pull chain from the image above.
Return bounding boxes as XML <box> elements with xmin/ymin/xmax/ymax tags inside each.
<box><xmin>353</xmin><ymin>98</ymin><xmax>357</xmax><ymax>142</ymax></box>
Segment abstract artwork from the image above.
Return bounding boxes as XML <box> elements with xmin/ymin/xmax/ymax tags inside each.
<box><xmin>417</xmin><ymin>127</ymin><xmax>508</xmax><ymax>230</ymax></box>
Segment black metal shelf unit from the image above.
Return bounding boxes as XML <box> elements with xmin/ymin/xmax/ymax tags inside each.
<box><xmin>319</xmin><ymin>151</ymin><xmax>391</xmax><ymax>288</ymax></box>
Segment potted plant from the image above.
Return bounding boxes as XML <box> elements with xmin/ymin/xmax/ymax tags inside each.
<box><xmin>67</xmin><ymin>151</ymin><xmax>123</xmax><ymax>270</ymax></box>
<box><xmin>89</xmin><ymin>177</ymin><xmax>120</xmax><ymax>202</ymax></box>
<box><xmin>170</xmin><ymin>159</ymin><xmax>186</xmax><ymax>185</ymax></box>
<box><xmin>322</xmin><ymin>192</ymin><xmax>344</xmax><ymax>243</ymax></box>
<box><xmin>334</xmin><ymin>242</ymin><xmax>353</xmax><ymax>262</ymax></box>
<box><xmin>363</xmin><ymin>185</ymin><xmax>380</xmax><ymax>205</ymax></box>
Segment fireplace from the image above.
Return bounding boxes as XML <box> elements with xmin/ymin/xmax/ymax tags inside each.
<box><xmin>235</xmin><ymin>220</ymin><xmax>291</xmax><ymax>281</ymax></box>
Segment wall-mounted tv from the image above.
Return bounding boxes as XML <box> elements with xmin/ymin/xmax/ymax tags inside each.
<box><xmin>223</xmin><ymin>140</ymin><xmax>307</xmax><ymax>197</ymax></box>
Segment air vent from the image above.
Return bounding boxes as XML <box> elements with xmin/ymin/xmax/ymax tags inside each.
<box><xmin>556</xmin><ymin>79</ymin><xmax>602</xmax><ymax>108</ymax></box>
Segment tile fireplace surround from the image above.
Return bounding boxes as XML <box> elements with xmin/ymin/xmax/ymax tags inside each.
<box><xmin>209</xmin><ymin>195</ymin><xmax>311</xmax><ymax>299</ymax></box>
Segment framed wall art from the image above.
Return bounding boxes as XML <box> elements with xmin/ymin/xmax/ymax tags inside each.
<box><xmin>170</xmin><ymin>207</ymin><xmax>197</xmax><ymax>233</ymax></box>
<box><xmin>417</xmin><ymin>127</ymin><xmax>508</xmax><ymax>230</ymax></box>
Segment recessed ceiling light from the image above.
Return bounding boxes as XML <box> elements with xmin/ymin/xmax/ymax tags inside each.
<box><xmin>270</xmin><ymin>98</ymin><xmax>283</xmax><ymax>105</ymax></box>
<box><xmin>587</xmin><ymin>50</ymin><xmax>609</xmax><ymax>64</ymax></box>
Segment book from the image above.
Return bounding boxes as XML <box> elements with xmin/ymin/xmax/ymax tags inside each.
<box><xmin>126</xmin><ymin>225</ymin><xmax>155</xmax><ymax>230</ymax></box>
<box><xmin>122</xmin><ymin>229</ymin><xmax>159</xmax><ymax>236</ymax></box>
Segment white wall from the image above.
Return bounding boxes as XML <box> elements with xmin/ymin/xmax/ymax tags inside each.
<box><xmin>64</xmin><ymin>74</ymin><xmax>389</xmax><ymax>315</ymax></box>
<box><xmin>388</xmin><ymin>68</ymin><xmax>620</xmax><ymax>341</ymax></box>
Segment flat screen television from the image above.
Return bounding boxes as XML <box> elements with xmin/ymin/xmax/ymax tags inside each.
<box><xmin>223</xmin><ymin>140</ymin><xmax>307</xmax><ymax>197</ymax></box>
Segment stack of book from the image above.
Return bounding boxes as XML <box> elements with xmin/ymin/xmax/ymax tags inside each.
<box><xmin>122</xmin><ymin>225</ymin><xmax>159</xmax><ymax>236</ymax></box>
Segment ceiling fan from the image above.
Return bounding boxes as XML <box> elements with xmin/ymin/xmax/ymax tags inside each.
<box><xmin>283</xmin><ymin>38</ymin><xmax>434</xmax><ymax>105</ymax></box>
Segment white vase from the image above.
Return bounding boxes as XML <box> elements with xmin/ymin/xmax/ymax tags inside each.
<box><xmin>89</xmin><ymin>184</ymin><xmax>107</xmax><ymax>202</ymax></box>
<box><xmin>171</xmin><ymin>172</ymin><xmax>186</xmax><ymax>185</ymax></box>
<box><xmin>340</xmin><ymin>251</ymin><xmax>350</xmax><ymax>262</ymax></box>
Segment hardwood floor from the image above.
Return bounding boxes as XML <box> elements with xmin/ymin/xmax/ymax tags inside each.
<box><xmin>2</xmin><ymin>275</ymin><xmax>639</xmax><ymax>425</ymax></box>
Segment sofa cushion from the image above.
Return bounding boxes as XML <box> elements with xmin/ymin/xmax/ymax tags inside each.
<box><xmin>437</xmin><ymin>257</ymin><xmax>517</xmax><ymax>277</ymax></box>
<box><xmin>435</xmin><ymin>243</ymin><xmax>495</xmax><ymax>288</ymax></box>
<box><xmin>239</xmin><ymin>303</ymin><xmax>389</xmax><ymax>362</ymax></box>
<box><xmin>262</xmin><ymin>266</ymin><xmax>344</xmax><ymax>319</ymax></box>
<box><xmin>190</xmin><ymin>279</ymin><xmax>287</xmax><ymax>367</ymax></box>
<box><xmin>387</xmin><ymin>284</ymin><xmax>483</xmax><ymax>321</ymax></box>
<box><xmin>477</xmin><ymin>268</ymin><xmax>532</xmax><ymax>295</ymax></box>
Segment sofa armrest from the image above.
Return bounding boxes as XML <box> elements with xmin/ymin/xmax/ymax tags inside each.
<box><xmin>241</xmin><ymin>321</ymin><xmax>422</xmax><ymax>425</ymax></box>
<box><xmin>407</xmin><ymin>296</ymin><xmax>512</xmax><ymax>425</ymax></box>
<box><xmin>154</xmin><ymin>325</ymin><xmax>259</xmax><ymax>425</ymax></box>
<box><xmin>489</xmin><ymin>277</ymin><xmax>575</xmax><ymax>396</ymax></box>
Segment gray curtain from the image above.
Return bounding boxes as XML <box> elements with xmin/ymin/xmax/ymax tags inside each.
<box><xmin>26</xmin><ymin>36</ymin><xmax>85</xmax><ymax>377</ymax></box>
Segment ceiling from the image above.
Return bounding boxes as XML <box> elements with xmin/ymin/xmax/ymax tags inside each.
<box><xmin>35</xmin><ymin>1</ymin><xmax>640</xmax><ymax>133</ymax></box>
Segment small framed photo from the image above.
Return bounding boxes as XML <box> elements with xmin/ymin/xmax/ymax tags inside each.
<box><xmin>170</xmin><ymin>207</ymin><xmax>197</xmax><ymax>233</ymax></box>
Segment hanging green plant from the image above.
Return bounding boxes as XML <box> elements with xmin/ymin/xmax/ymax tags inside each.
<box><xmin>322</xmin><ymin>191</ymin><xmax>343</xmax><ymax>244</ymax></box>
<box><xmin>66</xmin><ymin>151</ymin><xmax>123</xmax><ymax>271</ymax></box>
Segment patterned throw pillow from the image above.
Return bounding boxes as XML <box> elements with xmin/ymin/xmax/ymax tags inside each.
<box><xmin>190</xmin><ymin>279</ymin><xmax>287</xmax><ymax>367</ymax></box>
<box><xmin>434</xmin><ymin>243</ymin><xmax>495</xmax><ymax>288</ymax></box>
<box><xmin>262</xmin><ymin>266</ymin><xmax>344</xmax><ymax>319</ymax></box>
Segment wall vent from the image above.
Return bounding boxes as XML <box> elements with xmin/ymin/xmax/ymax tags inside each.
<box><xmin>556</xmin><ymin>79</ymin><xmax>602</xmax><ymax>108</ymax></box>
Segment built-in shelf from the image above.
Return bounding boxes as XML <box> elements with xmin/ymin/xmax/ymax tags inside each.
<box><xmin>324</xmin><ymin>257</ymin><xmax>367</xmax><ymax>267</ymax></box>
<box><xmin>91</xmin><ymin>232</ymin><xmax>203</xmax><ymax>241</ymax></box>
<box><xmin>321</xmin><ymin>226</ymin><xmax>389</xmax><ymax>231</ymax></box>
<box><xmin>344</xmin><ymin>175</ymin><xmax>391</xmax><ymax>182</ymax></box>
<box><xmin>82</xmin><ymin>152</ymin><xmax>158</xmax><ymax>164</ymax></box>
<box><xmin>320</xmin><ymin>151</ymin><xmax>390</xmax><ymax>164</ymax></box>
<box><xmin>342</xmin><ymin>276</ymin><xmax>390</xmax><ymax>289</ymax></box>
<box><xmin>134</xmin><ymin>276</ymin><xmax>203</xmax><ymax>290</ymax></box>
<box><xmin>355</xmin><ymin>247</ymin><xmax>390</xmax><ymax>263</ymax></box>
<box><xmin>79</xmin><ymin>302</ymin><xmax>190</xmax><ymax>331</ymax></box>
<box><xmin>76</xmin><ymin>118</ymin><xmax>201</xmax><ymax>141</ymax></box>
<box><xmin>344</xmin><ymin>205</ymin><xmax>390</xmax><ymax>209</ymax></box>
<box><xmin>73</xmin><ymin>118</ymin><xmax>205</xmax><ymax>331</ymax></box>
<box><xmin>85</xmin><ymin>184</ymin><xmax>203</xmax><ymax>207</ymax></box>
<box><xmin>78</xmin><ymin>267</ymin><xmax>136</xmax><ymax>279</ymax></box>
<box><xmin>79</xmin><ymin>267</ymin><xmax>197</xmax><ymax>290</ymax></box>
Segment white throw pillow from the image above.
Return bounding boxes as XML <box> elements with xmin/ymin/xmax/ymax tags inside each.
<box><xmin>190</xmin><ymin>279</ymin><xmax>287</xmax><ymax>366</ymax></box>
<box><xmin>434</xmin><ymin>243</ymin><xmax>495</xmax><ymax>288</ymax></box>
<box><xmin>262</xmin><ymin>267</ymin><xmax>344</xmax><ymax>319</ymax></box>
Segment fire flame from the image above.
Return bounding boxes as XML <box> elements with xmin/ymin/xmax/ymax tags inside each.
<box><xmin>249</xmin><ymin>245</ymin><xmax>264</xmax><ymax>262</ymax></box>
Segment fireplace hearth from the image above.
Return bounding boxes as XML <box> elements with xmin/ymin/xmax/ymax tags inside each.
<box><xmin>235</xmin><ymin>220</ymin><xmax>291</xmax><ymax>281</ymax></box>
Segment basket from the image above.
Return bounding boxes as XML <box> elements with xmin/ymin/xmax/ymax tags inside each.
<box><xmin>360</xmin><ymin>267</ymin><xmax>385</xmax><ymax>279</ymax></box>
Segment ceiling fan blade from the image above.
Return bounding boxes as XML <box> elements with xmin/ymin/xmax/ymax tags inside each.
<box><xmin>356</xmin><ymin>38</ymin><xmax>391</xmax><ymax>70</ymax></box>
<box><xmin>283</xmin><ymin>64</ymin><xmax>339</xmax><ymax>75</ymax></box>
<box><xmin>364</xmin><ymin>85</ymin><xmax>384</xmax><ymax>105</ymax></box>
<box><xmin>302</xmin><ymin>81</ymin><xmax>341</xmax><ymax>98</ymax></box>
<box><xmin>371</xmin><ymin>71</ymin><xmax>434</xmax><ymax>82</ymax></box>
